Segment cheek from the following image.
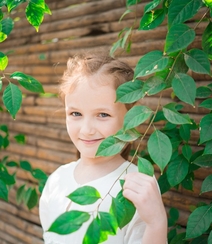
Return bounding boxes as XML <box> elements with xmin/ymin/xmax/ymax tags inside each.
<box><xmin>66</xmin><ymin>119</ymin><xmax>75</xmax><ymax>138</ymax></box>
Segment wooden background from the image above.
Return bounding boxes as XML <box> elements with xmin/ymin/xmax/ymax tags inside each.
<box><xmin>0</xmin><ymin>0</ymin><xmax>212</xmax><ymax>243</ymax></box>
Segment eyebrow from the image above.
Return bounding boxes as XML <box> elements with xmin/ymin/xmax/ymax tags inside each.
<box><xmin>66</xmin><ymin>106</ymin><xmax>112</xmax><ymax>112</ymax></box>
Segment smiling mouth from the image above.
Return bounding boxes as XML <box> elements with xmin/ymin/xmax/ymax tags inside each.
<box><xmin>80</xmin><ymin>138</ymin><xmax>103</xmax><ymax>144</ymax></box>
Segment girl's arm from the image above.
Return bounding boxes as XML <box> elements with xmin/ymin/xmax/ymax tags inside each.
<box><xmin>123</xmin><ymin>172</ymin><xmax>167</xmax><ymax>244</ymax></box>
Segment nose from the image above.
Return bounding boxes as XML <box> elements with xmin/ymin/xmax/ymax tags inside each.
<box><xmin>80</xmin><ymin>118</ymin><xmax>95</xmax><ymax>136</ymax></box>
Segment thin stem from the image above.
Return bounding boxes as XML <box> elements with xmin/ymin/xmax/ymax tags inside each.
<box><xmin>194</xmin><ymin>9</ymin><xmax>210</xmax><ymax>30</ymax></box>
<box><xmin>96</xmin><ymin>92</ymin><xmax>163</xmax><ymax>212</ymax></box>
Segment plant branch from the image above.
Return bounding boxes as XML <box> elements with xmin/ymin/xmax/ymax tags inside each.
<box><xmin>96</xmin><ymin>91</ymin><xmax>163</xmax><ymax>212</ymax></box>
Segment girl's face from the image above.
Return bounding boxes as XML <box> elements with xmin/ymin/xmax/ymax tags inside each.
<box><xmin>65</xmin><ymin>75</ymin><xmax>128</xmax><ymax>159</ymax></box>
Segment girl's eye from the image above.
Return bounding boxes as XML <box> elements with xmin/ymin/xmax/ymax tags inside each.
<box><xmin>99</xmin><ymin>113</ymin><xmax>110</xmax><ymax>118</ymax></box>
<box><xmin>70</xmin><ymin>112</ymin><xmax>82</xmax><ymax>116</ymax></box>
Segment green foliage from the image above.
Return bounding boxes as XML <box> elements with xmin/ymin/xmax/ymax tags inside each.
<box><xmin>106</xmin><ymin>0</ymin><xmax>212</xmax><ymax>242</ymax></box>
<box><xmin>1</xmin><ymin>0</ymin><xmax>212</xmax><ymax>243</ymax></box>
<box><xmin>67</xmin><ymin>186</ymin><xmax>101</xmax><ymax>205</ymax></box>
<box><xmin>0</xmin><ymin>125</ymin><xmax>48</xmax><ymax>208</ymax></box>
<box><xmin>52</xmin><ymin>0</ymin><xmax>212</xmax><ymax>242</ymax></box>
<box><xmin>48</xmin><ymin>210</ymin><xmax>90</xmax><ymax>235</ymax></box>
<box><xmin>0</xmin><ymin>0</ymin><xmax>50</xmax><ymax>209</ymax></box>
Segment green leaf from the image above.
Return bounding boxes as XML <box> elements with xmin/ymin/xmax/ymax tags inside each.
<box><xmin>182</xmin><ymin>144</ymin><xmax>192</xmax><ymax>161</ymax></box>
<box><xmin>6</xmin><ymin>161</ymin><xmax>18</xmax><ymax>167</ymax></box>
<box><xmin>179</xmin><ymin>124</ymin><xmax>191</xmax><ymax>142</ymax></box>
<box><xmin>186</xmin><ymin>204</ymin><xmax>212</xmax><ymax>239</ymax></box>
<box><xmin>193</xmin><ymin>154</ymin><xmax>212</xmax><ymax>167</ymax></box>
<box><xmin>26</xmin><ymin>188</ymin><xmax>38</xmax><ymax>209</ymax></box>
<box><xmin>6</xmin><ymin>0</ymin><xmax>26</xmax><ymax>12</ymax></box>
<box><xmin>31</xmin><ymin>168</ymin><xmax>48</xmax><ymax>180</ymax></box>
<box><xmin>116</xmin><ymin>79</ymin><xmax>144</xmax><ymax>103</ymax></box>
<box><xmin>23</xmin><ymin>187</ymin><xmax>31</xmax><ymax>205</ymax></box>
<box><xmin>196</xmin><ymin>86</ymin><xmax>212</xmax><ymax>98</ymax></box>
<box><xmin>167</xmin><ymin>155</ymin><xmax>189</xmax><ymax>186</ymax></box>
<box><xmin>168</xmin><ymin>0</ymin><xmax>202</xmax><ymax>27</ymax></box>
<box><xmin>126</xmin><ymin>0</ymin><xmax>141</xmax><ymax>6</ymax></box>
<box><xmin>0</xmin><ymin>169</ymin><xmax>15</xmax><ymax>185</ymax></box>
<box><xmin>0</xmin><ymin>179</ymin><xmax>8</xmax><ymax>201</ymax></box>
<box><xmin>201</xmin><ymin>174</ymin><xmax>212</xmax><ymax>194</ymax></box>
<box><xmin>190</xmin><ymin>235</ymin><xmax>208</xmax><ymax>244</ymax></box>
<box><xmin>181</xmin><ymin>172</ymin><xmax>194</xmax><ymax>191</ymax></box>
<box><xmin>120</xmin><ymin>27</ymin><xmax>132</xmax><ymax>49</ymax></box>
<box><xmin>119</xmin><ymin>9</ymin><xmax>133</xmax><ymax>22</ymax></box>
<box><xmin>0</xmin><ymin>124</ymin><xmax>8</xmax><ymax>134</ymax></box>
<box><xmin>2</xmin><ymin>83</ymin><xmax>22</xmax><ymax>119</ymax></box>
<box><xmin>137</xmin><ymin>157</ymin><xmax>154</xmax><ymax>176</ymax></box>
<box><xmin>110</xmin><ymin>191</ymin><xmax>136</xmax><ymax>229</ymax></box>
<box><xmin>16</xmin><ymin>184</ymin><xmax>25</xmax><ymax>205</ymax></box>
<box><xmin>158</xmin><ymin>172</ymin><xmax>171</xmax><ymax>194</ymax></box>
<box><xmin>169</xmin><ymin>207</ymin><xmax>179</xmax><ymax>223</ymax></box>
<box><xmin>1</xmin><ymin>17</ymin><xmax>14</xmax><ymax>35</ymax></box>
<box><xmin>67</xmin><ymin>186</ymin><xmax>101</xmax><ymax>205</ymax></box>
<box><xmin>209</xmin><ymin>230</ymin><xmax>212</xmax><ymax>243</ymax></box>
<box><xmin>10</xmin><ymin>71</ymin><xmax>44</xmax><ymax>93</ymax></box>
<box><xmin>165</xmin><ymin>23</ymin><xmax>195</xmax><ymax>54</ymax></box>
<box><xmin>30</xmin><ymin>0</ymin><xmax>46</xmax><ymax>9</ymax></box>
<box><xmin>172</xmin><ymin>73</ymin><xmax>196</xmax><ymax>106</ymax></box>
<box><xmin>0</xmin><ymin>31</ymin><xmax>7</xmax><ymax>42</ymax></box>
<box><xmin>170</xmin><ymin>232</ymin><xmax>187</xmax><ymax>244</ymax></box>
<box><xmin>14</xmin><ymin>134</ymin><xmax>25</xmax><ymax>144</ymax></box>
<box><xmin>199</xmin><ymin>114</ymin><xmax>212</xmax><ymax>144</ymax></box>
<box><xmin>110</xmin><ymin>38</ymin><xmax>123</xmax><ymax>57</ymax></box>
<box><xmin>123</xmin><ymin>105</ymin><xmax>153</xmax><ymax>131</ymax></box>
<box><xmin>25</xmin><ymin>2</ymin><xmax>45</xmax><ymax>31</ymax></box>
<box><xmin>20</xmin><ymin>160</ymin><xmax>32</xmax><ymax>172</ymax></box>
<box><xmin>99</xmin><ymin>212</ymin><xmax>118</xmax><ymax>237</ymax></box>
<box><xmin>204</xmin><ymin>140</ymin><xmax>212</xmax><ymax>154</ymax></box>
<box><xmin>119</xmin><ymin>179</ymin><xmax>125</xmax><ymax>188</ymax></box>
<box><xmin>83</xmin><ymin>217</ymin><xmax>100</xmax><ymax>244</ymax></box>
<box><xmin>203</xmin><ymin>0</ymin><xmax>212</xmax><ymax>8</ymax></box>
<box><xmin>144</xmin><ymin>0</ymin><xmax>162</xmax><ymax>13</ymax></box>
<box><xmin>2</xmin><ymin>136</ymin><xmax>9</xmax><ymax>148</ymax></box>
<box><xmin>142</xmin><ymin>76</ymin><xmax>166</xmax><ymax>96</ymax></box>
<box><xmin>147</xmin><ymin>130</ymin><xmax>172</xmax><ymax>172</ymax></box>
<box><xmin>156</xmin><ymin>52</ymin><xmax>189</xmax><ymax>87</ymax></box>
<box><xmin>0</xmin><ymin>52</ymin><xmax>8</xmax><ymax>71</ymax></box>
<box><xmin>0</xmin><ymin>1</ymin><xmax>6</xmax><ymax>8</ymax></box>
<box><xmin>202</xmin><ymin>22</ymin><xmax>212</xmax><ymax>60</ymax></box>
<box><xmin>153</xmin><ymin>110</ymin><xmax>166</xmax><ymax>122</ymax></box>
<box><xmin>184</xmin><ymin>49</ymin><xmax>211</xmax><ymax>75</ymax></box>
<box><xmin>0</xmin><ymin>52</ymin><xmax>8</xmax><ymax>70</ymax></box>
<box><xmin>163</xmin><ymin>103</ymin><xmax>192</xmax><ymax>124</ymax></box>
<box><xmin>96</xmin><ymin>136</ymin><xmax>126</xmax><ymax>157</ymax></box>
<box><xmin>48</xmin><ymin>210</ymin><xmax>90</xmax><ymax>235</ymax></box>
<box><xmin>139</xmin><ymin>9</ymin><xmax>166</xmax><ymax>30</ymax></box>
<box><xmin>134</xmin><ymin>50</ymin><xmax>169</xmax><ymax>78</ymax></box>
<box><xmin>199</xmin><ymin>98</ymin><xmax>212</xmax><ymax>110</ymax></box>
<box><xmin>43</xmin><ymin>3</ymin><xmax>51</xmax><ymax>15</ymax></box>
<box><xmin>114</xmin><ymin>128</ymin><xmax>141</xmax><ymax>142</ymax></box>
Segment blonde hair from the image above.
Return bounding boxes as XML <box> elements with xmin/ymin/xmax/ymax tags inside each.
<box><xmin>59</xmin><ymin>53</ymin><xmax>134</xmax><ymax>102</ymax></box>
<box><xmin>59</xmin><ymin>52</ymin><xmax>135</xmax><ymax>160</ymax></box>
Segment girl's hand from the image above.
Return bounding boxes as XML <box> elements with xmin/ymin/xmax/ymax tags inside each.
<box><xmin>123</xmin><ymin>172</ymin><xmax>167</xmax><ymax>243</ymax></box>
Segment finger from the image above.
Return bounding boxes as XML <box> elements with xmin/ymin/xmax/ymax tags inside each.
<box><xmin>125</xmin><ymin>172</ymin><xmax>155</xmax><ymax>184</ymax></box>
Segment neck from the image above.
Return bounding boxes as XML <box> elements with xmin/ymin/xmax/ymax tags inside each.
<box><xmin>74</xmin><ymin>154</ymin><xmax>126</xmax><ymax>185</ymax></box>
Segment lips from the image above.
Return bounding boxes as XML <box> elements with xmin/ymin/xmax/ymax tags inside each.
<box><xmin>80</xmin><ymin>138</ymin><xmax>103</xmax><ymax>144</ymax></box>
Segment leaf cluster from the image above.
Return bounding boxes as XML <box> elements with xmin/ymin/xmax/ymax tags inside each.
<box><xmin>0</xmin><ymin>0</ymin><xmax>50</xmax><ymax>210</ymax></box>
<box><xmin>49</xmin><ymin>0</ymin><xmax>212</xmax><ymax>242</ymax></box>
<box><xmin>0</xmin><ymin>124</ymin><xmax>48</xmax><ymax>209</ymax></box>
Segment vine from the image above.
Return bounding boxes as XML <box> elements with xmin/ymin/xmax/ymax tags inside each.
<box><xmin>0</xmin><ymin>0</ymin><xmax>50</xmax><ymax>209</ymax></box>
<box><xmin>48</xmin><ymin>0</ymin><xmax>212</xmax><ymax>243</ymax></box>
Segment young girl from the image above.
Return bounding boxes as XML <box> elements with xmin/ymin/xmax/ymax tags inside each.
<box><xmin>39</xmin><ymin>53</ymin><xmax>167</xmax><ymax>244</ymax></box>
